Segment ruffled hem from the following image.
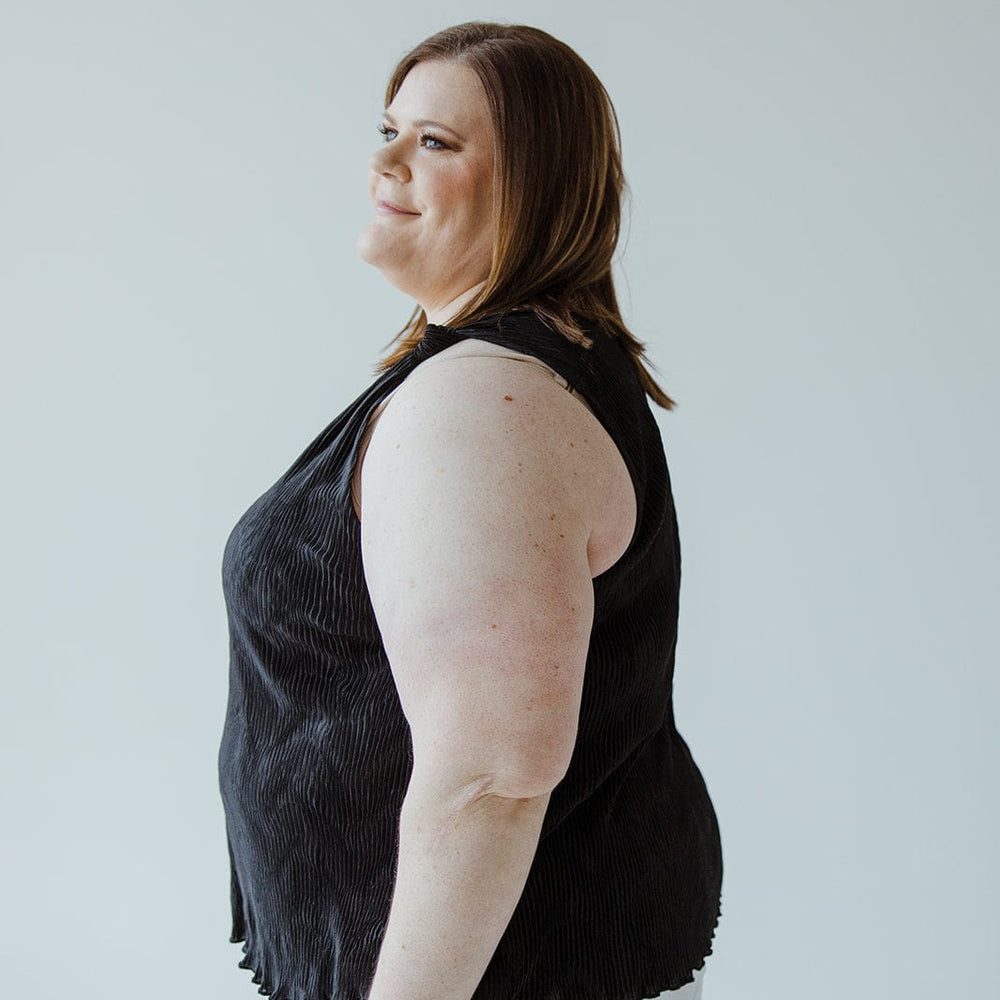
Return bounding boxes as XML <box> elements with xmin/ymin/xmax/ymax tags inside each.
<box><xmin>599</xmin><ymin>952</ymin><xmax>713</xmax><ymax>1000</ymax></box>
<box><xmin>227</xmin><ymin>899</ymin><xmax>721</xmax><ymax>1000</ymax></box>
<box><xmin>606</xmin><ymin>897</ymin><xmax>721</xmax><ymax>1000</ymax></box>
<box><xmin>626</xmin><ymin>956</ymin><xmax>710</xmax><ymax>1000</ymax></box>
<box><xmin>230</xmin><ymin>935</ymin><xmax>301</xmax><ymax>1000</ymax></box>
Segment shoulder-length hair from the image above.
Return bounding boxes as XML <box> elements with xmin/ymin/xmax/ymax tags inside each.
<box><xmin>375</xmin><ymin>21</ymin><xmax>675</xmax><ymax>409</ymax></box>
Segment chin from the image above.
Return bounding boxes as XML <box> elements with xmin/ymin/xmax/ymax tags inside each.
<box><xmin>357</xmin><ymin>222</ymin><xmax>410</xmax><ymax>271</ymax></box>
<box><xmin>356</xmin><ymin>224</ymin><xmax>381</xmax><ymax>266</ymax></box>
<box><xmin>357</xmin><ymin>236</ymin><xmax>419</xmax><ymax>300</ymax></box>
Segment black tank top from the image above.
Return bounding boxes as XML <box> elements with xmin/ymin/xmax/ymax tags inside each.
<box><xmin>217</xmin><ymin>309</ymin><xmax>723</xmax><ymax>1000</ymax></box>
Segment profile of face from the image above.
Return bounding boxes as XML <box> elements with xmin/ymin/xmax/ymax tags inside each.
<box><xmin>356</xmin><ymin>59</ymin><xmax>497</xmax><ymax>323</ymax></box>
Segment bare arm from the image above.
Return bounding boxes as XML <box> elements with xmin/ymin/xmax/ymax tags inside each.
<box><xmin>359</xmin><ymin>354</ymin><xmax>633</xmax><ymax>1000</ymax></box>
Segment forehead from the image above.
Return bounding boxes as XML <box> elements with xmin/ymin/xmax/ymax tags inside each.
<box><xmin>388</xmin><ymin>60</ymin><xmax>492</xmax><ymax>135</ymax></box>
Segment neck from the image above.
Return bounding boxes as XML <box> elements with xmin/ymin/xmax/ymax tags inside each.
<box><xmin>423</xmin><ymin>280</ymin><xmax>488</xmax><ymax>327</ymax></box>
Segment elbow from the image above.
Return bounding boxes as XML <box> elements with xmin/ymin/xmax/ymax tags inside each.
<box><xmin>408</xmin><ymin>711</ymin><xmax>579</xmax><ymax>804</ymax></box>
<box><xmin>419</xmin><ymin>739</ymin><xmax>575</xmax><ymax>805</ymax></box>
<box><xmin>483</xmin><ymin>751</ymin><xmax>572</xmax><ymax>801</ymax></box>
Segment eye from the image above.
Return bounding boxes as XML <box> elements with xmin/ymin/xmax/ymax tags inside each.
<box><xmin>419</xmin><ymin>133</ymin><xmax>450</xmax><ymax>150</ymax></box>
<box><xmin>376</xmin><ymin>122</ymin><xmax>451</xmax><ymax>151</ymax></box>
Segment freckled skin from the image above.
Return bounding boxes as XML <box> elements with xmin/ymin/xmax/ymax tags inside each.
<box><xmin>351</xmin><ymin>54</ymin><xmax>640</xmax><ymax>1000</ymax></box>
<box><xmin>358</xmin><ymin>349</ymin><xmax>637</xmax><ymax>1000</ymax></box>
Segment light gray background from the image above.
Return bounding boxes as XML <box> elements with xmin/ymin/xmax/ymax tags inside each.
<box><xmin>2</xmin><ymin>1</ymin><xmax>997</xmax><ymax>997</ymax></box>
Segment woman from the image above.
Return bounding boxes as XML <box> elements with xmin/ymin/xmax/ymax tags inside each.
<box><xmin>218</xmin><ymin>21</ymin><xmax>723</xmax><ymax>1000</ymax></box>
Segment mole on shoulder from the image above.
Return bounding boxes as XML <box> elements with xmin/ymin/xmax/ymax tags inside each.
<box><xmin>503</xmin><ymin>395</ymin><xmax>514</xmax><ymax>401</ymax></box>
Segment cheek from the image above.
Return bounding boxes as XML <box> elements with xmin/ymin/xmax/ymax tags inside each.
<box><xmin>471</xmin><ymin>178</ymin><xmax>495</xmax><ymax>249</ymax></box>
<box><xmin>458</xmin><ymin>184</ymin><xmax>495</xmax><ymax>254</ymax></box>
<box><xmin>465</xmin><ymin>165</ymin><xmax>494</xmax><ymax>214</ymax></box>
<box><xmin>428</xmin><ymin>165</ymin><xmax>492</xmax><ymax>224</ymax></box>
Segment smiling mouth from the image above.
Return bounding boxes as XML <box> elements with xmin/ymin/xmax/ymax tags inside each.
<box><xmin>375</xmin><ymin>200</ymin><xmax>420</xmax><ymax>215</ymax></box>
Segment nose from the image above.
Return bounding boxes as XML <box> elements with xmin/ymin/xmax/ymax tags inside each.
<box><xmin>369</xmin><ymin>141</ymin><xmax>412</xmax><ymax>184</ymax></box>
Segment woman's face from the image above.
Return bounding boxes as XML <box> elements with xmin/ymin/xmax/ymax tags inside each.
<box><xmin>357</xmin><ymin>59</ymin><xmax>496</xmax><ymax>322</ymax></box>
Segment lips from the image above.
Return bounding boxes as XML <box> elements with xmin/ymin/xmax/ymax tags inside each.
<box><xmin>375</xmin><ymin>199</ymin><xmax>419</xmax><ymax>215</ymax></box>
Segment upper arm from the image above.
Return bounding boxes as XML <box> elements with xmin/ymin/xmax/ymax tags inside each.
<box><xmin>359</xmin><ymin>356</ymin><xmax>624</xmax><ymax>798</ymax></box>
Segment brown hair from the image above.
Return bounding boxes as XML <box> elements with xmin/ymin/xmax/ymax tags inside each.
<box><xmin>375</xmin><ymin>21</ymin><xmax>675</xmax><ymax>409</ymax></box>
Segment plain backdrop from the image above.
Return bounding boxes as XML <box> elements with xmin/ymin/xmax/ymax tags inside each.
<box><xmin>2</xmin><ymin>2</ymin><xmax>997</xmax><ymax>998</ymax></box>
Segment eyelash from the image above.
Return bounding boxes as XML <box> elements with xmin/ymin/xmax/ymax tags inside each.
<box><xmin>376</xmin><ymin>123</ymin><xmax>450</xmax><ymax>150</ymax></box>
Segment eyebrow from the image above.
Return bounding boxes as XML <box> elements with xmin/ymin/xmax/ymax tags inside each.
<box><xmin>381</xmin><ymin>112</ymin><xmax>466</xmax><ymax>142</ymax></box>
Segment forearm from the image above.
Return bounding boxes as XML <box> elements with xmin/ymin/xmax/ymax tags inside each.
<box><xmin>365</xmin><ymin>766</ymin><xmax>551</xmax><ymax>1000</ymax></box>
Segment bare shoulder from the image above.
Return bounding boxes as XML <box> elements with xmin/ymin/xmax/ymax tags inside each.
<box><xmin>359</xmin><ymin>346</ymin><xmax>638</xmax><ymax>793</ymax></box>
<box><xmin>362</xmin><ymin>345</ymin><xmax>636</xmax><ymax>576</ymax></box>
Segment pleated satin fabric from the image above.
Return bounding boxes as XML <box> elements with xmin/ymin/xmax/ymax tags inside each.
<box><xmin>217</xmin><ymin>310</ymin><xmax>723</xmax><ymax>1000</ymax></box>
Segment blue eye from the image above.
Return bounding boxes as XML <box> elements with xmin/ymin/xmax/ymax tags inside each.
<box><xmin>376</xmin><ymin>122</ymin><xmax>450</xmax><ymax>150</ymax></box>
